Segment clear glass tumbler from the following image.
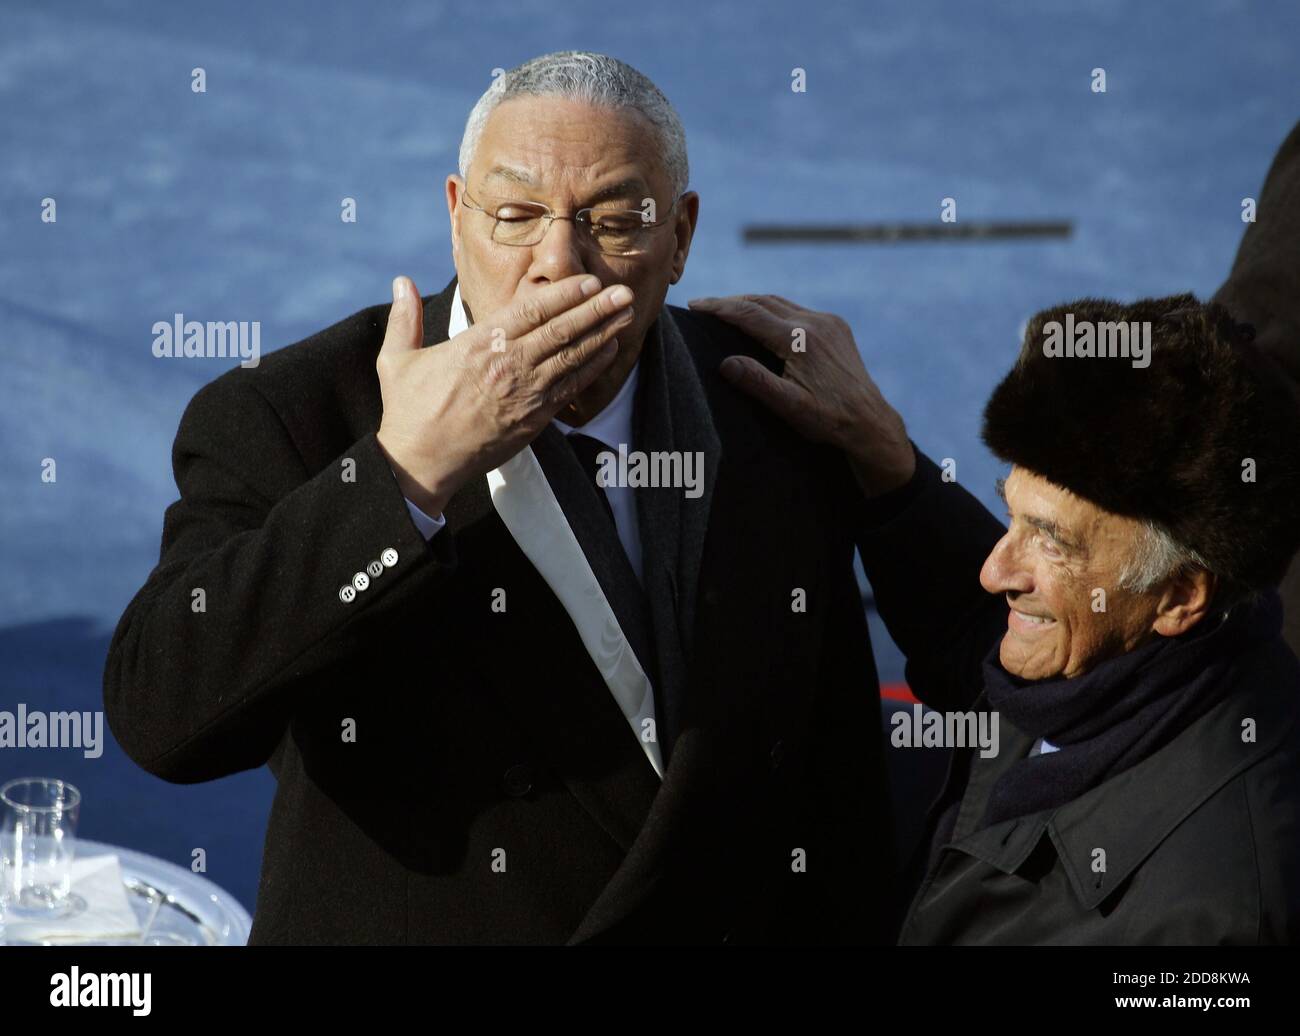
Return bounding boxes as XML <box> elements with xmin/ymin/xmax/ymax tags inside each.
<box><xmin>0</xmin><ymin>778</ymin><xmax>82</xmax><ymax>917</ymax></box>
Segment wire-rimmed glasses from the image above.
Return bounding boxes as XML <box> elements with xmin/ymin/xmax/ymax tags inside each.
<box><xmin>460</xmin><ymin>188</ymin><xmax>684</xmax><ymax>256</ymax></box>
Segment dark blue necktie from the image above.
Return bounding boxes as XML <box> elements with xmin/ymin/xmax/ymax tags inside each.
<box><xmin>565</xmin><ymin>432</ymin><xmax>617</xmax><ymax>528</ymax></box>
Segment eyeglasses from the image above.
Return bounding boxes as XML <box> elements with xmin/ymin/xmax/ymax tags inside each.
<box><xmin>460</xmin><ymin>188</ymin><xmax>684</xmax><ymax>256</ymax></box>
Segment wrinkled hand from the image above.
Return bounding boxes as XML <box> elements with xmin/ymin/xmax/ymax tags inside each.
<box><xmin>377</xmin><ymin>274</ymin><xmax>634</xmax><ymax>515</ymax></box>
<box><xmin>687</xmin><ymin>293</ymin><xmax>915</xmax><ymax>496</ymax></box>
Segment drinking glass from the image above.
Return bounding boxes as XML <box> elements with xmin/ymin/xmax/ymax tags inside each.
<box><xmin>0</xmin><ymin>778</ymin><xmax>82</xmax><ymax>917</ymax></box>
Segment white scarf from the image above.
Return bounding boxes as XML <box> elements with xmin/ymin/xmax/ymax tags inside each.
<box><xmin>450</xmin><ymin>283</ymin><xmax>664</xmax><ymax>780</ymax></box>
<box><xmin>486</xmin><ymin>451</ymin><xmax>664</xmax><ymax>778</ymax></box>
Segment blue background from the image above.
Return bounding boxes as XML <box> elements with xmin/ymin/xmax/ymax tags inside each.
<box><xmin>2</xmin><ymin>0</ymin><xmax>1296</xmax><ymax>918</ymax></box>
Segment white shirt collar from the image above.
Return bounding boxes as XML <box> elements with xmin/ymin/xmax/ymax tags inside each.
<box><xmin>448</xmin><ymin>281</ymin><xmax>637</xmax><ymax>448</ymax></box>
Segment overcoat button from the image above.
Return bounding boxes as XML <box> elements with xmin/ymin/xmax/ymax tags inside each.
<box><xmin>501</xmin><ymin>764</ymin><xmax>534</xmax><ymax>797</ymax></box>
<box><xmin>380</xmin><ymin>547</ymin><xmax>399</xmax><ymax>567</ymax></box>
<box><xmin>352</xmin><ymin>571</ymin><xmax>370</xmax><ymax>592</ymax></box>
<box><xmin>338</xmin><ymin>585</ymin><xmax>357</xmax><ymax>603</ymax></box>
<box><xmin>769</xmin><ymin>739</ymin><xmax>786</xmax><ymax>770</ymax></box>
<box><xmin>366</xmin><ymin>560</ymin><xmax>383</xmax><ymax>578</ymax></box>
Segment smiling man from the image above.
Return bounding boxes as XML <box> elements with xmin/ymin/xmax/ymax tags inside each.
<box><xmin>984</xmin><ymin>467</ymin><xmax>1208</xmax><ymax>682</ymax></box>
<box><xmin>102</xmin><ymin>51</ymin><xmax>1005</xmax><ymax>945</ymax></box>
<box><xmin>905</xmin><ymin>295</ymin><xmax>1300</xmax><ymax>944</ymax></box>
<box><xmin>702</xmin><ymin>290</ymin><xmax>1300</xmax><ymax>943</ymax></box>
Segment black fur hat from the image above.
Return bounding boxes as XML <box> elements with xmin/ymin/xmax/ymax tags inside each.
<box><xmin>981</xmin><ymin>293</ymin><xmax>1300</xmax><ymax>594</ymax></box>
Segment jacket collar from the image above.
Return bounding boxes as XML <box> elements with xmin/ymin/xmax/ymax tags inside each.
<box><xmin>948</xmin><ymin>639</ymin><xmax>1300</xmax><ymax>910</ymax></box>
<box><xmin>419</xmin><ymin>277</ymin><xmax>458</xmax><ymax>349</ymax></box>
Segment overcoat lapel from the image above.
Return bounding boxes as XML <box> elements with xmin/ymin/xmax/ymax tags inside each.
<box><xmin>568</xmin><ymin>340</ymin><xmax>782</xmax><ymax>941</ymax></box>
<box><xmin>632</xmin><ymin>306</ymin><xmax>720</xmax><ymax>762</ymax></box>
<box><xmin>413</xmin><ymin>277</ymin><xmax>778</xmax><ymax>941</ymax></box>
<box><xmin>416</xmin><ymin>279</ymin><xmax>662</xmax><ymax>855</ymax></box>
<box><xmin>529</xmin><ymin>422</ymin><xmax>661</xmax><ymax>711</ymax></box>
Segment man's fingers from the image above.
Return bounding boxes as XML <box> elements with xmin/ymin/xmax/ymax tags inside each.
<box><xmin>737</xmin><ymin>293</ymin><xmax>800</xmax><ymax>316</ymax></box>
<box><xmin>491</xmin><ymin>274</ymin><xmax>612</xmax><ymax>336</ymax></box>
<box><xmin>379</xmin><ymin>276</ymin><xmax>424</xmax><ymax>360</ymax></box>
<box><xmin>545</xmin><ymin>336</ymin><xmax>621</xmax><ymax>409</ymax></box>
<box><xmin>689</xmin><ymin>295</ymin><xmax>792</xmax><ymax>358</ymax></box>
<box><xmin>720</xmin><ymin>355</ymin><xmax>807</xmax><ymax>424</ymax></box>
<box><xmin>512</xmin><ymin>282</ymin><xmax>634</xmax><ymax>364</ymax></box>
<box><xmin>762</xmin><ymin>294</ymin><xmax>810</xmax><ymax>315</ymax></box>
<box><xmin>534</xmin><ymin>306</ymin><xmax>628</xmax><ymax>390</ymax></box>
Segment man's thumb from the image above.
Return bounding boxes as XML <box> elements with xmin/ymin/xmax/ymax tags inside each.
<box><xmin>380</xmin><ymin>275</ymin><xmax>423</xmax><ymax>356</ymax></box>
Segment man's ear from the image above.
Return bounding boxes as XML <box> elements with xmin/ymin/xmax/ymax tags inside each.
<box><xmin>1152</xmin><ymin>567</ymin><xmax>1217</xmax><ymax>636</ymax></box>
<box><xmin>669</xmin><ymin>191</ymin><xmax>700</xmax><ymax>285</ymax></box>
<box><xmin>446</xmin><ymin>174</ymin><xmax>464</xmax><ymax>256</ymax></box>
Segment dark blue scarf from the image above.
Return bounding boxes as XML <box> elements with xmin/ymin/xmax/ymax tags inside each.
<box><xmin>978</xmin><ymin>589</ymin><xmax>1284</xmax><ymax>827</ymax></box>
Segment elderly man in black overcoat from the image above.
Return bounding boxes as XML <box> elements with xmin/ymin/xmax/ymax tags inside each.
<box><xmin>102</xmin><ymin>49</ymin><xmax>1005</xmax><ymax>945</ymax></box>
<box><xmin>707</xmin><ymin>288</ymin><xmax>1300</xmax><ymax>944</ymax></box>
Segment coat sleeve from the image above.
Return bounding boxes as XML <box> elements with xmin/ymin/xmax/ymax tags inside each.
<box><xmin>102</xmin><ymin>373</ymin><xmax>459</xmax><ymax>784</ymax></box>
<box><xmin>1212</xmin><ymin>119</ymin><xmax>1300</xmax><ymax>659</ymax></box>
<box><xmin>1246</xmin><ymin>710</ymin><xmax>1300</xmax><ymax>945</ymax></box>
<box><xmin>1213</xmin><ymin>119</ymin><xmax>1300</xmax><ymax>383</ymax></box>
<box><xmin>835</xmin><ymin>442</ymin><xmax>1008</xmax><ymax>712</ymax></box>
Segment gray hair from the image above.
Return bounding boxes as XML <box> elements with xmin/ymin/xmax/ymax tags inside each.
<box><xmin>1117</xmin><ymin>520</ymin><xmax>1205</xmax><ymax>594</ymax></box>
<box><xmin>1118</xmin><ymin>519</ymin><xmax>1250</xmax><ymax>615</ymax></box>
<box><xmin>457</xmin><ymin>51</ymin><xmax>689</xmax><ymax>200</ymax></box>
